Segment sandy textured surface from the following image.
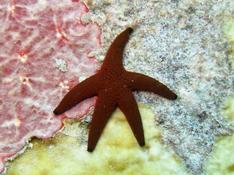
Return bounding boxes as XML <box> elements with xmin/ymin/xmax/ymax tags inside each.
<box><xmin>81</xmin><ymin>0</ymin><xmax>234</xmax><ymax>174</ymax></box>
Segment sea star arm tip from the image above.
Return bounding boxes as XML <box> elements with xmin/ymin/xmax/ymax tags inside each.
<box><xmin>87</xmin><ymin>91</ymin><xmax>117</xmax><ymax>152</ymax></box>
<box><xmin>118</xmin><ymin>89</ymin><xmax>145</xmax><ymax>146</ymax></box>
<box><xmin>102</xmin><ymin>28</ymin><xmax>133</xmax><ymax>69</ymax></box>
<box><xmin>126</xmin><ymin>27</ymin><xmax>134</xmax><ymax>34</ymax></box>
<box><xmin>126</xmin><ymin>71</ymin><xmax>178</xmax><ymax>100</ymax></box>
<box><xmin>54</xmin><ymin>75</ymin><xmax>100</xmax><ymax>115</ymax></box>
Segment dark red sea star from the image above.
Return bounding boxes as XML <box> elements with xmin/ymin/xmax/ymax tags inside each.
<box><xmin>54</xmin><ymin>27</ymin><xmax>177</xmax><ymax>152</ymax></box>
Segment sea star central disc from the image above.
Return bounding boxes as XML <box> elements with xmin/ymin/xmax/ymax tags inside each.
<box><xmin>54</xmin><ymin>27</ymin><xmax>177</xmax><ymax>152</ymax></box>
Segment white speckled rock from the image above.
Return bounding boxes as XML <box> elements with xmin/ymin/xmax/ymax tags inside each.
<box><xmin>82</xmin><ymin>0</ymin><xmax>234</xmax><ymax>174</ymax></box>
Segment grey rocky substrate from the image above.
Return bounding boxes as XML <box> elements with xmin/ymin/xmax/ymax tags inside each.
<box><xmin>80</xmin><ymin>0</ymin><xmax>234</xmax><ymax>174</ymax></box>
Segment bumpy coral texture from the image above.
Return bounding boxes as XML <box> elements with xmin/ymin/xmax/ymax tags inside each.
<box><xmin>0</xmin><ymin>0</ymin><xmax>100</xmax><ymax>173</ymax></box>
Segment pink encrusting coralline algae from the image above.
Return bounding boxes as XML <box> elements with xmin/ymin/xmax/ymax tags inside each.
<box><xmin>0</xmin><ymin>0</ymin><xmax>101</xmax><ymax>173</ymax></box>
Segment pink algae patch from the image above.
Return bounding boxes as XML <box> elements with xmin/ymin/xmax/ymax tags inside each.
<box><xmin>0</xmin><ymin>0</ymin><xmax>101</xmax><ymax>173</ymax></box>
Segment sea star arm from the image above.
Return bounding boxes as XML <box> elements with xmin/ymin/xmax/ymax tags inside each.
<box><xmin>126</xmin><ymin>71</ymin><xmax>177</xmax><ymax>100</ymax></box>
<box><xmin>118</xmin><ymin>88</ymin><xmax>145</xmax><ymax>146</ymax></box>
<box><xmin>88</xmin><ymin>90</ymin><xmax>117</xmax><ymax>152</ymax></box>
<box><xmin>54</xmin><ymin>75</ymin><xmax>100</xmax><ymax>115</ymax></box>
<box><xmin>102</xmin><ymin>27</ymin><xmax>133</xmax><ymax>69</ymax></box>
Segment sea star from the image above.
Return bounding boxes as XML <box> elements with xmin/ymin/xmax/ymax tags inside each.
<box><xmin>54</xmin><ymin>27</ymin><xmax>177</xmax><ymax>152</ymax></box>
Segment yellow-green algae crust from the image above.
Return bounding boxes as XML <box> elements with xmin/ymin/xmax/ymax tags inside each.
<box><xmin>205</xmin><ymin>96</ymin><xmax>234</xmax><ymax>175</ymax></box>
<box><xmin>6</xmin><ymin>105</ymin><xmax>189</xmax><ymax>175</ymax></box>
<box><xmin>222</xmin><ymin>95</ymin><xmax>234</xmax><ymax>123</ymax></box>
<box><xmin>206</xmin><ymin>134</ymin><xmax>234</xmax><ymax>175</ymax></box>
<box><xmin>223</xmin><ymin>18</ymin><xmax>234</xmax><ymax>68</ymax></box>
<box><xmin>206</xmin><ymin>19</ymin><xmax>234</xmax><ymax>174</ymax></box>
